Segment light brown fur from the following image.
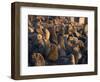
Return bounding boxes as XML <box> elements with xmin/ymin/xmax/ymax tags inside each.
<box><xmin>32</xmin><ymin>53</ymin><xmax>45</xmax><ymax>66</ymax></box>
<box><xmin>48</xmin><ymin>44</ymin><xmax>58</xmax><ymax>62</ymax></box>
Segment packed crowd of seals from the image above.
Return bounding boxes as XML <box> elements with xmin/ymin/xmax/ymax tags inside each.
<box><xmin>28</xmin><ymin>15</ymin><xmax>88</xmax><ymax>66</ymax></box>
